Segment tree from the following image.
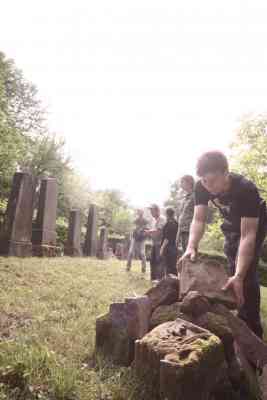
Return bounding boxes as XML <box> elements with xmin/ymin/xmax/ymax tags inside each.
<box><xmin>21</xmin><ymin>133</ymin><xmax>70</xmax><ymax>179</ymax></box>
<box><xmin>0</xmin><ymin>123</ymin><xmax>25</xmax><ymax>198</ymax></box>
<box><xmin>164</xmin><ymin>179</ymin><xmax>186</xmax><ymax>215</ymax></box>
<box><xmin>230</xmin><ymin>114</ymin><xmax>267</xmax><ymax>199</ymax></box>
<box><xmin>0</xmin><ymin>51</ymin><xmax>46</xmax><ymax>198</ymax></box>
<box><xmin>0</xmin><ymin>51</ymin><xmax>45</xmax><ymax>135</ymax></box>
<box><xmin>58</xmin><ymin>169</ymin><xmax>92</xmax><ymax>219</ymax></box>
<box><xmin>93</xmin><ymin>189</ymin><xmax>133</xmax><ymax>236</ymax></box>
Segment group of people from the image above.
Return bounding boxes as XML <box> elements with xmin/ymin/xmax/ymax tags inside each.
<box><xmin>126</xmin><ymin>174</ymin><xmax>195</xmax><ymax>278</ymax></box>
<box><xmin>126</xmin><ymin>150</ymin><xmax>267</xmax><ymax>340</ymax></box>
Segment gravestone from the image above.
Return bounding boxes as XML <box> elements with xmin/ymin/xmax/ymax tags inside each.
<box><xmin>84</xmin><ymin>204</ymin><xmax>97</xmax><ymax>256</ymax></box>
<box><xmin>0</xmin><ymin>172</ymin><xmax>35</xmax><ymax>256</ymax></box>
<box><xmin>65</xmin><ymin>209</ymin><xmax>82</xmax><ymax>256</ymax></box>
<box><xmin>180</xmin><ymin>257</ymin><xmax>236</xmax><ymax>308</ymax></box>
<box><xmin>97</xmin><ymin>227</ymin><xmax>108</xmax><ymax>259</ymax></box>
<box><xmin>32</xmin><ymin>178</ymin><xmax>59</xmax><ymax>257</ymax></box>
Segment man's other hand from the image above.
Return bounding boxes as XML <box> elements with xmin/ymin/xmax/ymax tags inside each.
<box><xmin>176</xmin><ymin>247</ymin><xmax>197</xmax><ymax>273</ymax></box>
<box><xmin>222</xmin><ymin>275</ymin><xmax>244</xmax><ymax>308</ymax></box>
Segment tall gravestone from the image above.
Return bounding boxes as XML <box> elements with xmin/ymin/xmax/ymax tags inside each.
<box><xmin>84</xmin><ymin>204</ymin><xmax>97</xmax><ymax>256</ymax></box>
<box><xmin>0</xmin><ymin>172</ymin><xmax>35</xmax><ymax>256</ymax></box>
<box><xmin>32</xmin><ymin>178</ymin><xmax>58</xmax><ymax>257</ymax></box>
<box><xmin>65</xmin><ymin>209</ymin><xmax>82</xmax><ymax>256</ymax></box>
<box><xmin>97</xmin><ymin>227</ymin><xmax>108</xmax><ymax>259</ymax></box>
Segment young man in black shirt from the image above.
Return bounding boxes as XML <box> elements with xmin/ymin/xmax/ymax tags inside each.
<box><xmin>179</xmin><ymin>150</ymin><xmax>266</xmax><ymax>338</ymax></box>
<box><xmin>160</xmin><ymin>207</ymin><xmax>178</xmax><ymax>275</ymax></box>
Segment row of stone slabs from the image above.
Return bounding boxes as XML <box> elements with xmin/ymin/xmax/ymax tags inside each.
<box><xmin>0</xmin><ymin>172</ymin><xmax>104</xmax><ymax>257</ymax></box>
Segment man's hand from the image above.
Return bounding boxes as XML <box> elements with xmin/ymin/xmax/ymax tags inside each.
<box><xmin>222</xmin><ymin>275</ymin><xmax>244</xmax><ymax>308</ymax></box>
<box><xmin>176</xmin><ymin>247</ymin><xmax>197</xmax><ymax>273</ymax></box>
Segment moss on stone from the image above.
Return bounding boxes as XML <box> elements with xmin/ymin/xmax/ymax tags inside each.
<box><xmin>166</xmin><ymin>335</ymin><xmax>224</xmax><ymax>368</ymax></box>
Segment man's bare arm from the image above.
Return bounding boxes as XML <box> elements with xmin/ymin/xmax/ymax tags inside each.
<box><xmin>187</xmin><ymin>205</ymin><xmax>208</xmax><ymax>250</ymax></box>
<box><xmin>178</xmin><ymin>205</ymin><xmax>208</xmax><ymax>264</ymax></box>
<box><xmin>235</xmin><ymin>217</ymin><xmax>258</xmax><ymax>279</ymax></box>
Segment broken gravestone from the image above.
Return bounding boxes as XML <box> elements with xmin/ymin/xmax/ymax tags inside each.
<box><xmin>95</xmin><ymin>302</ymin><xmax>134</xmax><ymax>366</ymax></box>
<box><xmin>134</xmin><ymin>318</ymin><xmax>227</xmax><ymax>400</ymax></box>
<box><xmin>180</xmin><ymin>257</ymin><xmax>236</xmax><ymax>308</ymax></box>
<box><xmin>125</xmin><ymin>296</ymin><xmax>152</xmax><ymax>340</ymax></box>
<box><xmin>95</xmin><ymin>277</ymin><xmax>181</xmax><ymax>368</ymax></box>
<box><xmin>213</xmin><ymin>303</ymin><xmax>267</xmax><ymax>369</ymax></box>
<box><xmin>150</xmin><ymin>302</ymin><xmax>181</xmax><ymax>330</ymax></box>
<box><xmin>145</xmin><ymin>274</ymin><xmax>179</xmax><ymax>311</ymax></box>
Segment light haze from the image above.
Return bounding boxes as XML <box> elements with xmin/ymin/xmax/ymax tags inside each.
<box><xmin>1</xmin><ymin>0</ymin><xmax>267</xmax><ymax>207</ymax></box>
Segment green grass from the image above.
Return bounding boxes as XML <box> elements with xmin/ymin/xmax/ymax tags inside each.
<box><xmin>0</xmin><ymin>257</ymin><xmax>151</xmax><ymax>400</ymax></box>
<box><xmin>0</xmin><ymin>257</ymin><xmax>266</xmax><ymax>400</ymax></box>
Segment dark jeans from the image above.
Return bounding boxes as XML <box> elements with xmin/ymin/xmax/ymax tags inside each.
<box><xmin>150</xmin><ymin>245</ymin><xmax>164</xmax><ymax>280</ymax></box>
<box><xmin>224</xmin><ymin>231</ymin><xmax>264</xmax><ymax>338</ymax></box>
<box><xmin>164</xmin><ymin>244</ymin><xmax>178</xmax><ymax>275</ymax></box>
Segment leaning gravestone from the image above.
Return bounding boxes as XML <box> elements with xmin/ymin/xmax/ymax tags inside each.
<box><xmin>32</xmin><ymin>178</ymin><xmax>59</xmax><ymax>257</ymax></box>
<box><xmin>83</xmin><ymin>204</ymin><xmax>97</xmax><ymax>256</ymax></box>
<box><xmin>65</xmin><ymin>209</ymin><xmax>82</xmax><ymax>256</ymax></box>
<box><xmin>0</xmin><ymin>172</ymin><xmax>35</xmax><ymax>256</ymax></box>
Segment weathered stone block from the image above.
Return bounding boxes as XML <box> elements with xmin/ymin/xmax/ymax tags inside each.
<box><xmin>234</xmin><ymin>343</ymin><xmax>262</xmax><ymax>400</ymax></box>
<box><xmin>95</xmin><ymin>303</ymin><xmax>134</xmax><ymax>366</ymax></box>
<box><xmin>135</xmin><ymin>318</ymin><xmax>225</xmax><ymax>400</ymax></box>
<box><xmin>125</xmin><ymin>296</ymin><xmax>152</xmax><ymax>340</ymax></box>
<box><xmin>180</xmin><ymin>258</ymin><xmax>236</xmax><ymax>308</ymax></box>
<box><xmin>150</xmin><ymin>302</ymin><xmax>181</xmax><ymax>329</ymax></box>
<box><xmin>95</xmin><ymin>312</ymin><xmax>112</xmax><ymax>348</ymax></box>
<box><xmin>145</xmin><ymin>275</ymin><xmax>179</xmax><ymax>311</ymax></box>
<box><xmin>180</xmin><ymin>290</ymin><xmax>212</xmax><ymax>317</ymax></box>
<box><xmin>213</xmin><ymin>303</ymin><xmax>267</xmax><ymax>369</ymax></box>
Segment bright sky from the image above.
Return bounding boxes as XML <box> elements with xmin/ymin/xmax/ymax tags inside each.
<box><xmin>1</xmin><ymin>1</ymin><xmax>267</xmax><ymax>207</ymax></box>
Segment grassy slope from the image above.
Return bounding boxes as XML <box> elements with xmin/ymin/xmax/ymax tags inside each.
<box><xmin>0</xmin><ymin>257</ymin><xmax>151</xmax><ymax>400</ymax></box>
<box><xmin>0</xmin><ymin>257</ymin><xmax>266</xmax><ymax>400</ymax></box>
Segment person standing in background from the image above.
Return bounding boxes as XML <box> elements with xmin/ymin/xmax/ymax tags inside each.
<box><xmin>145</xmin><ymin>204</ymin><xmax>166</xmax><ymax>281</ymax></box>
<box><xmin>176</xmin><ymin>175</ymin><xmax>195</xmax><ymax>252</ymax></box>
<box><xmin>126</xmin><ymin>208</ymin><xmax>148</xmax><ymax>273</ymax></box>
<box><xmin>160</xmin><ymin>207</ymin><xmax>178</xmax><ymax>275</ymax></box>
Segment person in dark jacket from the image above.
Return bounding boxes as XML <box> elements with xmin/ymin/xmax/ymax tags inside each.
<box><xmin>160</xmin><ymin>207</ymin><xmax>178</xmax><ymax>275</ymax></box>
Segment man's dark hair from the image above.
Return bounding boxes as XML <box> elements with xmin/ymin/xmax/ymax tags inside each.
<box><xmin>196</xmin><ymin>151</ymin><xmax>229</xmax><ymax>177</ymax></box>
<box><xmin>166</xmin><ymin>207</ymin><xmax>175</xmax><ymax>218</ymax></box>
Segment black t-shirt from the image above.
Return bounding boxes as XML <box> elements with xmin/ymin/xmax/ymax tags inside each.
<box><xmin>162</xmin><ymin>218</ymin><xmax>178</xmax><ymax>246</ymax></box>
<box><xmin>195</xmin><ymin>173</ymin><xmax>265</xmax><ymax>234</ymax></box>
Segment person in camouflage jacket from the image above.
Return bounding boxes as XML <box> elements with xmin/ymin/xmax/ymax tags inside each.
<box><xmin>176</xmin><ymin>175</ymin><xmax>195</xmax><ymax>252</ymax></box>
